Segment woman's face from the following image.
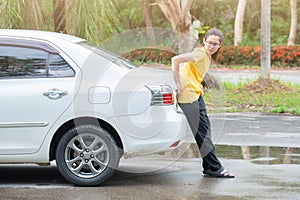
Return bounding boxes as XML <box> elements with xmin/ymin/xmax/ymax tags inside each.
<box><xmin>203</xmin><ymin>34</ymin><xmax>221</xmax><ymax>55</ymax></box>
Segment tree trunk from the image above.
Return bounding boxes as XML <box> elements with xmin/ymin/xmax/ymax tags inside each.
<box><xmin>260</xmin><ymin>0</ymin><xmax>271</xmax><ymax>79</ymax></box>
<box><xmin>234</xmin><ymin>0</ymin><xmax>247</xmax><ymax>46</ymax></box>
<box><xmin>156</xmin><ymin>0</ymin><xmax>194</xmax><ymax>34</ymax></box>
<box><xmin>53</xmin><ymin>0</ymin><xmax>66</xmax><ymax>33</ymax></box>
<box><xmin>142</xmin><ymin>0</ymin><xmax>153</xmax><ymax>27</ymax></box>
<box><xmin>142</xmin><ymin>0</ymin><xmax>155</xmax><ymax>45</ymax></box>
<box><xmin>156</xmin><ymin>0</ymin><xmax>196</xmax><ymax>53</ymax></box>
<box><xmin>287</xmin><ymin>0</ymin><xmax>297</xmax><ymax>46</ymax></box>
<box><xmin>156</xmin><ymin>0</ymin><xmax>181</xmax><ymax>30</ymax></box>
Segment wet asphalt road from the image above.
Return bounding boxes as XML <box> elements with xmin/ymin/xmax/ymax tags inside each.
<box><xmin>0</xmin><ymin>155</ymin><xmax>299</xmax><ymax>200</ymax></box>
<box><xmin>209</xmin><ymin>112</ymin><xmax>300</xmax><ymax>147</ymax></box>
<box><xmin>0</xmin><ymin>112</ymin><xmax>299</xmax><ymax>200</ymax></box>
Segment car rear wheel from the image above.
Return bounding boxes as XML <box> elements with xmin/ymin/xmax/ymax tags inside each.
<box><xmin>55</xmin><ymin>124</ymin><xmax>120</xmax><ymax>186</ymax></box>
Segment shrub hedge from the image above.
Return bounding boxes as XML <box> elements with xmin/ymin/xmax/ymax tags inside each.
<box><xmin>219</xmin><ymin>46</ymin><xmax>300</xmax><ymax>67</ymax></box>
<box><xmin>123</xmin><ymin>48</ymin><xmax>175</xmax><ymax>65</ymax></box>
<box><xmin>123</xmin><ymin>46</ymin><xmax>300</xmax><ymax>67</ymax></box>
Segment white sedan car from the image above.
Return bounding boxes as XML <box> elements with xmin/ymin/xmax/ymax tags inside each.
<box><xmin>0</xmin><ymin>29</ymin><xmax>188</xmax><ymax>186</ymax></box>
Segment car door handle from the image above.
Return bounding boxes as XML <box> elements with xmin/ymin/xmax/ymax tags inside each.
<box><xmin>43</xmin><ymin>88</ymin><xmax>68</xmax><ymax>100</ymax></box>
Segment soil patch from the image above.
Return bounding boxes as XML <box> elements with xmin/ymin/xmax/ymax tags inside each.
<box><xmin>241</xmin><ymin>77</ymin><xmax>293</xmax><ymax>94</ymax></box>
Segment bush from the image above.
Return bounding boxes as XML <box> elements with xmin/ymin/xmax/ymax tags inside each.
<box><xmin>219</xmin><ymin>46</ymin><xmax>300</xmax><ymax>67</ymax></box>
<box><xmin>122</xmin><ymin>48</ymin><xmax>176</xmax><ymax>65</ymax></box>
<box><xmin>123</xmin><ymin>46</ymin><xmax>300</xmax><ymax>68</ymax></box>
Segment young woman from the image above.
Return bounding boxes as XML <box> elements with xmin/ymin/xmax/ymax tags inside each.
<box><xmin>172</xmin><ymin>28</ymin><xmax>234</xmax><ymax>178</ymax></box>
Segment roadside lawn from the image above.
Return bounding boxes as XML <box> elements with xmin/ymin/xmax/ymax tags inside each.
<box><xmin>204</xmin><ymin>77</ymin><xmax>300</xmax><ymax>115</ymax></box>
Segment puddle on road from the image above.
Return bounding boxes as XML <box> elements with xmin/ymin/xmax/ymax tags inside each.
<box><xmin>215</xmin><ymin>145</ymin><xmax>300</xmax><ymax>165</ymax></box>
<box><xmin>173</xmin><ymin>144</ymin><xmax>300</xmax><ymax>165</ymax></box>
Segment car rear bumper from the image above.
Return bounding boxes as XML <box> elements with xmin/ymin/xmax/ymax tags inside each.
<box><xmin>113</xmin><ymin>106</ymin><xmax>190</xmax><ymax>157</ymax></box>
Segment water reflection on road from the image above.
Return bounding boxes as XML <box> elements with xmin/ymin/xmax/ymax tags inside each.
<box><xmin>215</xmin><ymin>145</ymin><xmax>300</xmax><ymax>165</ymax></box>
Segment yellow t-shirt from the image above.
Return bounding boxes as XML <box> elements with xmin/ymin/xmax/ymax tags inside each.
<box><xmin>177</xmin><ymin>47</ymin><xmax>211</xmax><ymax>103</ymax></box>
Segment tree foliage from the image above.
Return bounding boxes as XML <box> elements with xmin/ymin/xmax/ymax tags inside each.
<box><xmin>117</xmin><ymin>0</ymin><xmax>299</xmax><ymax>45</ymax></box>
<box><xmin>64</xmin><ymin>0</ymin><xmax>120</xmax><ymax>43</ymax></box>
<box><xmin>0</xmin><ymin>0</ymin><xmax>120</xmax><ymax>44</ymax></box>
<box><xmin>0</xmin><ymin>0</ymin><xmax>298</xmax><ymax>45</ymax></box>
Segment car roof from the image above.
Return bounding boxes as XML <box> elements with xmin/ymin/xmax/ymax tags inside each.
<box><xmin>0</xmin><ymin>29</ymin><xmax>86</xmax><ymax>44</ymax></box>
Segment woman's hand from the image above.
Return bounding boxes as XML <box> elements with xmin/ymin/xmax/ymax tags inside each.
<box><xmin>176</xmin><ymin>83</ymin><xmax>183</xmax><ymax>94</ymax></box>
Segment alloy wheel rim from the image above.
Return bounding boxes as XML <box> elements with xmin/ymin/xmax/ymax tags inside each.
<box><xmin>64</xmin><ymin>133</ymin><xmax>110</xmax><ymax>178</ymax></box>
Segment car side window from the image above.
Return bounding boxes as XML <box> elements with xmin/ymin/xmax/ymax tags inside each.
<box><xmin>0</xmin><ymin>45</ymin><xmax>47</xmax><ymax>77</ymax></box>
<box><xmin>0</xmin><ymin>45</ymin><xmax>75</xmax><ymax>78</ymax></box>
<box><xmin>48</xmin><ymin>54</ymin><xmax>75</xmax><ymax>77</ymax></box>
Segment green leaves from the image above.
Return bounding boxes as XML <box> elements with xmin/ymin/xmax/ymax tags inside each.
<box><xmin>0</xmin><ymin>0</ymin><xmax>23</xmax><ymax>28</ymax></box>
<box><xmin>66</xmin><ymin>0</ymin><xmax>120</xmax><ymax>44</ymax></box>
<box><xmin>0</xmin><ymin>0</ymin><xmax>120</xmax><ymax>44</ymax></box>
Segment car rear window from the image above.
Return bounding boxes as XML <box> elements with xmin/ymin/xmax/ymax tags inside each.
<box><xmin>79</xmin><ymin>42</ymin><xmax>136</xmax><ymax>69</ymax></box>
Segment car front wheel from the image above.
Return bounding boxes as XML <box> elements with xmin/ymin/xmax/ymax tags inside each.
<box><xmin>55</xmin><ymin>124</ymin><xmax>120</xmax><ymax>186</ymax></box>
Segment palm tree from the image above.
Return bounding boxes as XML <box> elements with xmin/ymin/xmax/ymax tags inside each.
<box><xmin>0</xmin><ymin>0</ymin><xmax>43</xmax><ymax>29</ymax></box>
<box><xmin>0</xmin><ymin>0</ymin><xmax>120</xmax><ymax>44</ymax></box>
<box><xmin>60</xmin><ymin>0</ymin><xmax>121</xmax><ymax>44</ymax></box>
<box><xmin>53</xmin><ymin>0</ymin><xmax>66</xmax><ymax>33</ymax></box>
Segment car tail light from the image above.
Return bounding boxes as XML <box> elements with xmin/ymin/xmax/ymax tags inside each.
<box><xmin>145</xmin><ymin>84</ymin><xmax>174</xmax><ymax>106</ymax></box>
<box><xmin>170</xmin><ymin>140</ymin><xmax>181</xmax><ymax>148</ymax></box>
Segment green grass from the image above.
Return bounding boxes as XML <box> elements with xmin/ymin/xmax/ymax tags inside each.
<box><xmin>204</xmin><ymin>79</ymin><xmax>300</xmax><ymax>115</ymax></box>
<box><xmin>218</xmin><ymin>65</ymin><xmax>260</xmax><ymax>69</ymax></box>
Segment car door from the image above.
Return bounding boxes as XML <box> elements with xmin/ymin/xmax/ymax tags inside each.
<box><xmin>0</xmin><ymin>39</ymin><xmax>77</xmax><ymax>154</ymax></box>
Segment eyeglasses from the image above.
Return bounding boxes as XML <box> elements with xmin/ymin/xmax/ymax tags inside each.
<box><xmin>204</xmin><ymin>41</ymin><xmax>221</xmax><ymax>48</ymax></box>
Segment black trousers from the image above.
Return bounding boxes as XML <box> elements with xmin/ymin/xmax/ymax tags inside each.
<box><xmin>179</xmin><ymin>96</ymin><xmax>222</xmax><ymax>171</ymax></box>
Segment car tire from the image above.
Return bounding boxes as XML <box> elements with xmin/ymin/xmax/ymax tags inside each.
<box><xmin>55</xmin><ymin>124</ymin><xmax>120</xmax><ymax>186</ymax></box>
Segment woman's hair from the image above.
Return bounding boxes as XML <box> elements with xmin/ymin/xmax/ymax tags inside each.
<box><xmin>204</xmin><ymin>28</ymin><xmax>223</xmax><ymax>63</ymax></box>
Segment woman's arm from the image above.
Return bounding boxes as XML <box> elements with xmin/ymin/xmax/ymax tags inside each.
<box><xmin>171</xmin><ymin>53</ymin><xmax>195</xmax><ymax>94</ymax></box>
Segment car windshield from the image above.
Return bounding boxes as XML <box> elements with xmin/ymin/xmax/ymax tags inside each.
<box><xmin>79</xmin><ymin>42</ymin><xmax>136</xmax><ymax>69</ymax></box>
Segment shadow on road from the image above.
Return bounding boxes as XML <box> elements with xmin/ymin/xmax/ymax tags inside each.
<box><xmin>0</xmin><ymin>165</ymin><xmax>67</xmax><ymax>186</ymax></box>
